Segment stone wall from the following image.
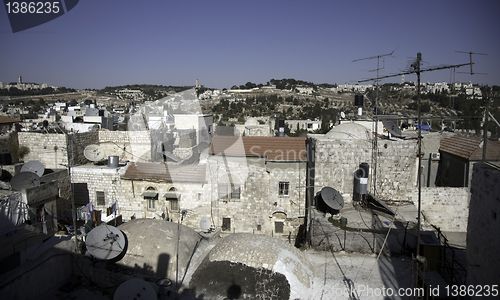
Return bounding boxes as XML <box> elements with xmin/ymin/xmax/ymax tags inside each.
<box><xmin>98</xmin><ymin>130</ymin><xmax>152</xmax><ymax>161</ymax></box>
<box><xmin>208</xmin><ymin>157</ymin><xmax>306</xmax><ymax>240</ymax></box>
<box><xmin>119</xmin><ymin>178</ymin><xmax>207</xmax><ymax>228</ymax></box>
<box><xmin>311</xmin><ymin>136</ymin><xmax>417</xmax><ymax>203</ymax></box>
<box><xmin>70</xmin><ymin>164</ymin><xmax>209</xmax><ymax>230</ymax></box>
<box><xmin>70</xmin><ymin>157</ymin><xmax>307</xmax><ymax>241</ymax></box>
<box><xmin>0</xmin><ymin>132</ymin><xmax>19</xmax><ymax>164</ymax></box>
<box><xmin>18</xmin><ymin>132</ymin><xmax>97</xmax><ymax>169</ymax></box>
<box><xmin>18</xmin><ymin>132</ymin><xmax>68</xmax><ymax>169</ymax></box>
<box><xmin>71</xmin><ymin>165</ymin><xmax>123</xmax><ymax>219</ymax></box>
<box><xmin>467</xmin><ymin>163</ymin><xmax>500</xmax><ymax>286</ymax></box>
<box><xmin>409</xmin><ymin>187</ymin><xmax>470</xmax><ymax>232</ymax></box>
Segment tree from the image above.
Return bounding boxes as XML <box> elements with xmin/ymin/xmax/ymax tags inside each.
<box><xmin>17</xmin><ymin>146</ymin><xmax>30</xmax><ymax>160</ymax></box>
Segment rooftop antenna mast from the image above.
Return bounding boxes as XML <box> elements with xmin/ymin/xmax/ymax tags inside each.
<box><xmin>359</xmin><ymin>52</ymin><xmax>472</xmax><ymax>291</ymax></box>
<box><xmin>455</xmin><ymin>51</ymin><xmax>487</xmax><ymax>76</ymax></box>
<box><xmin>353</xmin><ymin>50</ymin><xmax>394</xmax><ymax>197</ymax></box>
<box><xmin>456</xmin><ymin>51</ymin><xmax>488</xmax><ymax>160</ymax></box>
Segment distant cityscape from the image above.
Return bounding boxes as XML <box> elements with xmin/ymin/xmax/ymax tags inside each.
<box><xmin>0</xmin><ymin>74</ymin><xmax>499</xmax><ymax>299</ymax></box>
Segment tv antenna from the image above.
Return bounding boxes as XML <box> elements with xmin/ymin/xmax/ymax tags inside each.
<box><xmin>455</xmin><ymin>50</ymin><xmax>489</xmax><ymax>160</ymax></box>
<box><xmin>359</xmin><ymin>52</ymin><xmax>472</xmax><ymax>291</ymax></box>
<box><xmin>455</xmin><ymin>51</ymin><xmax>487</xmax><ymax>75</ymax></box>
<box><xmin>353</xmin><ymin>50</ymin><xmax>394</xmax><ymax>197</ymax></box>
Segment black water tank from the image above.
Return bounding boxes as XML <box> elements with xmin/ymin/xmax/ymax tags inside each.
<box><xmin>354</xmin><ymin>162</ymin><xmax>369</xmax><ymax>195</ymax></box>
<box><xmin>354</xmin><ymin>94</ymin><xmax>364</xmax><ymax>107</ymax></box>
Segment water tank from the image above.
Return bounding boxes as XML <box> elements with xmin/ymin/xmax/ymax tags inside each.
<box><xmin>108</xmin><ymin>156</ymin><xmax>119</xmax><ymax>168</ymax></box>
<box><xmin>354</xmin><ymin>94</ymin><xmax>364</xmax><ymax>107</ymax></box>
<box><xmin>354</xmin><ymin>162</ymin><xmax>369</xmax><ymax>195</ymax></box>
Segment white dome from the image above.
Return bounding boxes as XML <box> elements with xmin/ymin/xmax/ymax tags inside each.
<box><xmin>326</xmin><ymin>122</ymin><xmax>372</xmax><ymax>140</ymax></box>
<box><xmin>245</xmin><ymin>117</ymin><xmax>260</xmax><ymax>126</ymax></box>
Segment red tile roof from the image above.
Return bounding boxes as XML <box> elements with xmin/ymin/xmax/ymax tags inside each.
<box><xmin>210</xmin><ymin>136</ymin><xmax>307</xmax><ymax>161</ymax></box>
<box><xmin>439</xmin><ymin>135</ymin><xmax>500</xmax><ymax>161</ymax></box>
<box><xmin>121</xmin><ymin>162</ymin><xmax>206</xmax><ymax>183</ymax></box>
<box><xmin>0</xmin><ymin>116</ymin><xmax>20</xmax><ymax>124</ymax></box>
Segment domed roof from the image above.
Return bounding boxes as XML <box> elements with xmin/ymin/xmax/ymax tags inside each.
<box><xmin>325</xmin><ymin>122</ymin><xmax>372</xmax><ymax>140</ymax></box>
<box><xmin>245</xmin><ymin>117</ymin><xmax>260</xmax><ymax>126</ymax></box>
<box><xmin>117</xmin><ymin>219</ymin><xmax>201</xmax><ymax>280</ymax></box>
<box><xmin>190</xmin><ymin>233</ymin><xmax>314</xmax><ymax>299</ymax></box>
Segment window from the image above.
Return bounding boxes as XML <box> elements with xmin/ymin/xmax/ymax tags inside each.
<box><xmin>166</xmin><ymin>187</ymin><xmax>179</xmax><ymax>211</ymax></box>
<box><xmin>169</xmin><ymin>199</ymin><xmax>179</xmax><ymax>211</ymax></box>
<box><xmin>256</xmin><ymin>224</ymin><xmax>262</xmax><ymax>231</ymax></box>
<box><xmin>96</xmin><ymin>191</ymin><xmax>105</xmax><ymax>206</ymax></box>
<box><xmin>278</xmin><ymin>181</ymin><xmax>289</xmax><ymax>196</ymax></box>
<box><xmin>144</xmin><ymin>187</ymin><xmax>158</xmax><ymax>211</ymax></box>
<box><xmin>230</xmin><ymin>184</ymin><xmax>241</xmax><ymax>199</ymax></box>
<box><xmin>222</xmin><ymin>217</ymin><xmax>231</xmax><ymax>231</ymax></box>
<box><xmin>275</xmin><ymin>221</ymin><xmax>284</xmax><ymax>234</ymax></box>
<box><xmin>218</xmin><ymin>184</ymin><xmax>241</xmax><ymax>201</ymax></box>
<box><xmin>218</xmin><ymin>183</ymin><xmax>229</xmax><ymax>200</ymax></box>
<box><xmin>148</xmin><ymin>199</ymin><xmax>156</xmax><ymax>210</ymax></box>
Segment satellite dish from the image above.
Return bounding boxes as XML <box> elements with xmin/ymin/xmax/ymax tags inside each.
<box><xmin>85</xmin><ymin>224</ymin><xmax>127</xmax><ymax>261</ymax></box>
<box><xmin>20</xmin><ymin>160</ymin><xmax>45</xmax><ymax>177</ymax></box>
<box><xmin>382</xmin><ymin>119</ymin><xmax>403</xmax><ymax>137</ymax></box>
<box><xmin>84</xmin><ymin>144</ymin><xmax>105</xmax><ymax>162</ymax></box>
<box><xmin>113</xmin><ymin>278</ymin><xmax>157</xmax><ymax>300</ymax></box>
<box><xmin>320</xmin><ymin>187</ymin><xmax>344</xmax><ymax>211</ymax></box>
<box><xmin>10</xmin><ymin>172</ymin><xmax>41</xmax><ymax>191</ymax></box>
<box><xmin>340</xmin><ymin>111</ymin><xmax>346</xmax><ymax>119</ymax></box>
<box><xmin>200</xmin><ymin>216</ymin><xmax>211</xmax><ymax>231</ymax></box>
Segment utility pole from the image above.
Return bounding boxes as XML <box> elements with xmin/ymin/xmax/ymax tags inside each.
<box><xmin>359</xmin><ymin>52</ymin><xmax>473</xmax><ymax>292</ymax></box>
<box><xmin>414</xmin><ymin>53</ymin><xmax>423</xmax><ymax>291</ymax></box>
<box><xmin>482</xmin><ymin>89</ymin><xmax>489</xmax><ymax>161</ymax></box>
<box><xmin>68</xmin><ymin>132</ymin><xmax>78</xmax><ymax>252</ymax></box>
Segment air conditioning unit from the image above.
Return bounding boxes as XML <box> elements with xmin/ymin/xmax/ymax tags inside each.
<box><xmin>431</xmin><ymin>153</ymin><xmax>440</xmax><ymax>160</ymax></box>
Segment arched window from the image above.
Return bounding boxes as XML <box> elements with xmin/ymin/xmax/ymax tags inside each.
<box><xmin>143</xmin><ymin>186</ymin><xmax>158</xmax><ymax>210</ymax></box>
<box><xmin>166</xmin><ymin>187</ymin><xmax>179</xmax><ymax>211</ymax></box>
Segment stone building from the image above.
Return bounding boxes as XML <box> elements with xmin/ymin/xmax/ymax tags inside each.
<box><xmin>286</xmin><ymin>119</ymin><xmax>322</xmax><ymax>133</ymax></box>
<box><xmin>98</xmin><ymin>130</ymin><xmax>153</xmax><ymax>162</ymax></box>
<box><xmin>0</xmin><ymin>116</ymin><xmax>20</xmax><ymax>165</ymax></box>
<box><xmin>71</xmin><ymin>161</ymin><xmax>208</xmax><ymax>229</ymax></box>
<box><xmin>209</xmin><ymin>135</ymin><xmax>307</xmax><ymax>239</ymax></box>
<box><xmin>308</xmin><ymin>122</ymin><xmax>418</xmax><ymax>203</ymax></box>
<box><xmin>18</xmin><ymin>131</ymin><xmax>98</xmax><ymax>169</ymax></box>
<box><xmin>466</xmin><ymin>162</ymin><xmax>500</xmax><ymax>287</ymax></box>
<box><xmin>234</xmin><ymin>118</ymin><xmax>272</xmax><ymax>136</ymax></box>
<box><xmin>436</xmin><ymin>135</ymin><xmax>500</xmax><ymax>187</ymax></box>
<box><xmin>120</xmin><ymin>162</ymin><xmax>207</xmax><ymax>225</ymax></box>
<box><xmin>71</xmin><ymin>135</ymin><xmax>308</xmax><ymax>241</ymax></box>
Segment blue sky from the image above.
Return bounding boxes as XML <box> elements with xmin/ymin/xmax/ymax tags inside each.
<box><xmin>1</xmin><ymin>0</ymin><xmax>499</xmax><ymax>89</ymax></box>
